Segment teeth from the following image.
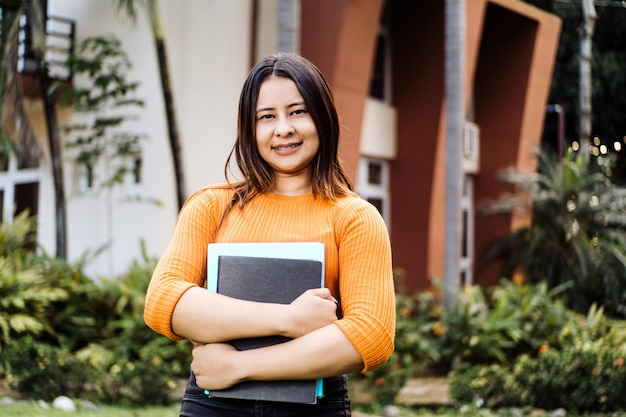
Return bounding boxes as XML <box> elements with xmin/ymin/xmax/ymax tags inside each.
<box><xmin>273</xmin><ymin>143</ymin><xmax>300</xmax><ymax>151</ymax></box>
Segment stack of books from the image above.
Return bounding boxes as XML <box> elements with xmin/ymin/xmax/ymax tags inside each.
<box><xmin>205</xmin><ymin>242</ymin><xmax>326</xmax><ymax>404</ymax></box>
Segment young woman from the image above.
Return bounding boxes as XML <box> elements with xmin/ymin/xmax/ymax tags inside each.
<box><xmin>144</xmin><ymin>53</ymin><xmax>395</xmax><ymax>416</ymax></box>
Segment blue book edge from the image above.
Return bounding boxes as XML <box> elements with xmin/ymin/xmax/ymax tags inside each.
<box><xmin>207</xmin><ymin>242</ymin><xmax>326</xmax><ymax>400</ymax></box>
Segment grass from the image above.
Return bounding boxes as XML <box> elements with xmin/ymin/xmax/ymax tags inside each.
<box><xmin>5</xmin><ymin>400</ymin><xmax>626</xmax><ymax>417</ymax></box>
<box><xmin>354</xmin><ymin>403</ymin><xmax>626</xmax><ymax>417</ymax></box>
<box><xmin>0</xmin><ymin>401</ymin><xmax>430</xmax><ymax>417</ymax></box>
<box><xmin>0</xmin><ymin>401</ymin><xmax>180</xmax><ymax>417</ymax></box>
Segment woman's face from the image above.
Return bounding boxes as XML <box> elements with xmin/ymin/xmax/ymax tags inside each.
<box><xmin>255</xmin><ymin>76</ymin><xmax>320</xmax><ymax>182</ymax></box>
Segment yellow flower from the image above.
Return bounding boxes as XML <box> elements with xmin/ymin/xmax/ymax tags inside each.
<box><xmin>512</xmin><ymin>268</ymin><xmax>525</xmax><ymax>286</ymax></box>
<box><xmin>433</xmin><ymin>321</ymin><xmax>446</xmax><ymax>336</ymax></box>
<box><xmin>463</xmin><ymin>285</ymin><xmax>475</xmax><ymax>295</ymax></box>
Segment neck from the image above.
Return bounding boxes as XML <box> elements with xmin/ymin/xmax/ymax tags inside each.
<box><xmin>271</xmin><ymin>173</ymin><xmax>312</xmax><ymax>196</ymax></box>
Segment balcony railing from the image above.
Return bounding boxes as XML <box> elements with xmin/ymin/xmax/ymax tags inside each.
<box><xmin>18</xmin><ymin>13</ymin><xmax>75</xmax><ymax>82</ymax></box>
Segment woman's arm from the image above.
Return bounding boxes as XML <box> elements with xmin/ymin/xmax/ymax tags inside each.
<box><xmin>191</xmin><ymin>324</ymin><xmax>363</xmax><ymax>390</ymax></box>
<box><xmin>171</xmin><ymin>286</ymin><xmax>339</xmax><ymax>343</ymax></box>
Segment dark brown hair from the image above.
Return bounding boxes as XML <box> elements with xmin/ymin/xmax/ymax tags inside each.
<box><xmin>224</xmin><ymin>53</ymin><xmax>353</xmax><ymax>209</ymax></box>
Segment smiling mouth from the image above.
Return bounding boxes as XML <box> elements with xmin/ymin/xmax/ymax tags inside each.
<box><xmin>272</xmin><ymin>142</ymin><xmax>302</xmax><ymax>151</ymax></box>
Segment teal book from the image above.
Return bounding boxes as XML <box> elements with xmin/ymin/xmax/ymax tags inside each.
<box><xmin>205</xmin><ymin>242</ymin><xmax>325</xmax><ymax>404</ymax></box>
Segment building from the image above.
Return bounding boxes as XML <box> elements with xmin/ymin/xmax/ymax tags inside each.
<box><xmin>2</xmin><ymin>0</ymin><xmax>561</xmax><ymax>290</ymax></box>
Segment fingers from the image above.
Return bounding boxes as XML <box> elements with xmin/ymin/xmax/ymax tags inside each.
<box><xmin>306</xmin><ymin>287</ymin><xmax>338</xmax><ymax>304</ymax></box>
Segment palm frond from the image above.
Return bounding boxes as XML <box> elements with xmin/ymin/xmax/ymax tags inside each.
<box><xmin>111</xmin><ymin>0</ymin><xmax>145</xmax><ymax>25</ymax></box>
<box><xmin>479</xmin><ymin>149</ymin><xmax>626</xmax><ymax>318</ymax></box>
<box><xmin>0</xmin><ymin>2</ymin><xmax>43</xmax><ymax>167</ymax></box>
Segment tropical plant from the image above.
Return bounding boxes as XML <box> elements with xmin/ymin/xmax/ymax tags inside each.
<box><xmin>0</xmin><ymin>228</ymin><xmax>190</xmax><ymax>405</ymax></box>
<box><xmin>435</xmin><ymin>279</ymin><xmax>574</xmax><ymax>367</ymax></box>
<box><xmin>478</xmin><ymin>149</ymin><xmax>626</xmax><ymax>318</ymax></box>
<box><xmin>0</xmin><ymin>212</ymin><xmax>70</xmax><ymax>357</ymax></box>
<box><xmin>0</xmin><ymin>208</ymin><xmax>105</xmax><ymax>353</ymax></box>
<box><xmin>60</xmin><ymin>34</ymin><xmax>147</xmax><ymax>190</ymax></box>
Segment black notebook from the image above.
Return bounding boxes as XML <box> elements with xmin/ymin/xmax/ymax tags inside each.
<box><xmin>206</xmin><ymin>242</ymin><xmax>325</xmax><ymax>404</ymax></box>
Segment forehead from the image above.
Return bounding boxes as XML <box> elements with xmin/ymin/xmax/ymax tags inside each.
<box><xmin>256</xmin><ymin>76</ymin><xmax>303</xmax><ymax>105</ymax></box>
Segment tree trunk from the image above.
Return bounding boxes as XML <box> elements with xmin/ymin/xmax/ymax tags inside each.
<box><xmin>579</xmin><ymin>0</ymin><xmax>595</xmax><ymax>161</ymax></box>
<box><xmin>40</xmin><ymin>70</ymin><xmax>67</xmax><ymax>259</ymax></box>
<box><xmin>148</xmin><ymin>0</ymin><xmax>186</xmax><ymax>209</ymax></box>
<box><xmin>443</xmin><ymin>0</ymin><xmax>466</xmax><ymax>311</ymax></box>
<box><xmin>154</xmin><ymin>38</ymin><xmax>185</xmax><ymax>209</ymax></box>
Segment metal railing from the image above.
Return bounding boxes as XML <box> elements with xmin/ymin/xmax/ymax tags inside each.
<box><xmin>18</xmin><ymin>13</ymin><xmax>75</xmax><ymax>82</ymax></box>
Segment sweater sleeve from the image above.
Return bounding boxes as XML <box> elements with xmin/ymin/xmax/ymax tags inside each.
<box><xmin>144</xmin><ymin>188</ymin><xmax>224</xmax><ymax>340</ymax></box>
<box><xmin>334</xmin><ymin>199</ymin><xmax>396</xmax><ymax>373</ymax></box>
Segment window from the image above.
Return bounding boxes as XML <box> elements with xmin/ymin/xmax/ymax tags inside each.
<box><xmin>126</xmin><ymin>151</ymin><xmax>143</xmax><ymax>189</ymax></box>
<box><xmin>459</xmin><ymin>175</ymin><xmax>474</xmax><ymax>286</ymax></box>
<box><xmin>0</xmin><ymin>153</ymin><xmax>42</xmax><ymax>225</ymax></box>
<box><xmin>76</xmin><ymin>161</ymin><xmax>95</xmax><ymax>194</ymax></box>
<box><xmin>357</xmin><ymin>157</ymin><xmax>390</xmax><ymax>228</ymax></box>
<box><xmin>369</xmin><ymin>2</ymin><xmax>392</xmax><ymax>103</ymax></box>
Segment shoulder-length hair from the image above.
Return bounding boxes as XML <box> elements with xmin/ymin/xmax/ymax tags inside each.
<box><xmin>224</xmin><ymin>53</ymin><xmax>353</xmax><ymax>209</ymax></box>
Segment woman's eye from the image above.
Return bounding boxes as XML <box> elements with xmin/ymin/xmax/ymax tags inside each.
<box><xmin>258</xmin><ymin>114</ymin><xmax>274</xmax><ymax>120</ymax></box>
<box><xmin>292</xmin><ymin>109</ymin><xmax>306</xmax><ymax>116</ymax></box>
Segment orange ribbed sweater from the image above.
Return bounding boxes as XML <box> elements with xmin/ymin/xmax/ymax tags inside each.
<box><xmin>144</xmin><ymin>185</ymin><xmax>396</xmax><ymax>372</ymax></box>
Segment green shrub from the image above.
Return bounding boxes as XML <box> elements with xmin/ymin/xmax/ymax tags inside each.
<box><xmin>435</xmin><ymin>279</ymin><xmax>575</xmax><ymax>369</ymax></box>
<box><xmin>357</xmin><ymin>283</ymin><xmax>444</xmax><ymax>405</ymax></box>
<box><xmin>513</xmin><ymin>344</ymin><xmax>626</xmax><ymax>412</ymax></box>
<box><xmin>448</xmin><ymin>305</ymin><xmax>626</xmax><ymax>413</ymax></box>
<box><xmin>70</xmin><ymin>242</ymin><xmax>191</xmax><ymax>405</ymax></box>
<box><xmin>359</xmin><ymin>348</ymin><xmax>410</xmax><ymax>405</ymax></box>
<box><xmin>94</xmin><ymin>357</ymin><xmax>182</xmax><ymax>406</ymax></box>
<box><xmin>448</xmin><ymin>362</ymin><xmax>520</xmax><ymax>408</ymax></box>
<box><xmin>0</xmin><ymin>213</ymin><xmax>189</xmax><ymax>405</ymax></box>
<box><xmin>1</xmin><ymin>336</ymin><xmax>96</xmax><ymax>401</ymax></box>
<box><xmin>358</xmin><ymin>277</ymin><xmax>583</xmax><ymax>406</ymax></box>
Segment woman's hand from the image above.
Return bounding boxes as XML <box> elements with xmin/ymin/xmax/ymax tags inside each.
<box><xmin>190</xmin><ymin>288</ymin><xmax>340</xmax><ymax>390</ymax></box>
<box><xmin>285</xmin><ymin>288</ymin><xmax>338</xmax><ymax>338</ymax></box>
<box><xmin>191</xmin><ymin>342</ymin><xmax>242</xmax><ymax>390</ymax></box>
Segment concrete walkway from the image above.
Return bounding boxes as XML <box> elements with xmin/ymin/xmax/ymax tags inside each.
<box><xmin>395</xmin><ymin>377</ymin><xmax>453</xmax><ymax>406</ymax></box>
<box><xmin>351</xmin><ymin>377</ymin><xmax>453</xmax><ymax>416</ymax></box>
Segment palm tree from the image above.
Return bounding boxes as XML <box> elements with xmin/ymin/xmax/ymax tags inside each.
<box><xmin>112</xmin><ymin>0</ymin><xmax>186</xmax><ymax>209</ymax></box>
<box><xmin>478</xmin><ymin>149</ymin><xmax>626</xmax><ymax>318</ymax></box>
<box><xmin>1</xmin><ymin>0</ymin><xmax>68</xmax><ymax>259</ymax></box>
<box><xmin>579</xmin><ymin>0</ymin><xmax>596</xmax><ymax>162</ymax></box>
<box><xmin>1</xmin><ymin>0</ymin><xmax>43</xmax><ymax>173</ymax></box>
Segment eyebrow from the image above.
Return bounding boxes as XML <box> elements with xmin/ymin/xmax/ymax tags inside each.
<box><xmin>256</xmin><ymin>101</ymin><xmax>306</xmax><ymax>113</ymax></box>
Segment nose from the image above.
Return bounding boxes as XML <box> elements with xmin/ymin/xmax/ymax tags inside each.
<box><xmin>274</xmin><ymin>116</ymin><xmax>294</xmax><ymax>137</ymax></box>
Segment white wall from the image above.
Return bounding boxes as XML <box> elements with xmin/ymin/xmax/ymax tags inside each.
<box><xmin>39</xmin><ymin>0</ymin><xmax>253</xmax><ymax>279</ymax></box>
<box><xmin>163</xmin><ymin>0</ymin><xmax>252</xmax><ymax>194</ymax></box>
